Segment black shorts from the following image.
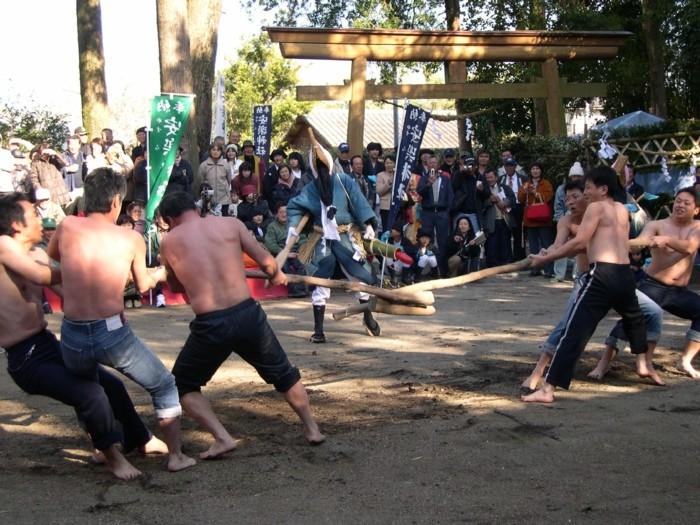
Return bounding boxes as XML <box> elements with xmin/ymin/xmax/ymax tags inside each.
<box><xmin>172</xmin><ymin>299</ymin><xmax>301</xmax><ymax>395</ymax></box>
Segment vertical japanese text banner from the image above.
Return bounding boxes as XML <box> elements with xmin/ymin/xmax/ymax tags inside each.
<box><xmin>146</xmin><ymin>94</ymin><xmax>194</xmax><ymax>223</ymax></box>
<box><xmin>253</xmin><ymin>105</ymin><xmax>272</xmax><ymax>159</ymax></box>
<box><xmin>387</xmin><ymin>104</ymin><xmax>431</xmax><ymax>230</ymax></box>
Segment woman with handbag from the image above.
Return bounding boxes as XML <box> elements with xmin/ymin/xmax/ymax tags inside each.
<box><xmin>518</xmin><ymin>161</ymin><xmax>555</xmax><ymax>277</ymax></box>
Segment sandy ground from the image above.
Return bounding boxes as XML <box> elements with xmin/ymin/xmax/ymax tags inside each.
<box><xmin>1</xmin><ymin>272</ymin><xmax>700</xmax><ymax>524</ymax></box>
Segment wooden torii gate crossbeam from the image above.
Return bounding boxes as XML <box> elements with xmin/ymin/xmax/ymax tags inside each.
<box><xmin>265</xmin><ymin>27</ymin><xmax>631</xmax><ymax>153</ymax></box>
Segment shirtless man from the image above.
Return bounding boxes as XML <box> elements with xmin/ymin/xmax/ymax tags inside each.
<box><xmin>522</xmin><ymin>166</ymin><xmax>647</xmax><ymax>403</ymax></box>
<box><xmin>0</xmin><ymin>193</ymin><xmax>167</xmax><ymax>480</ymax></box>
<box><xmin>520</xmin><ymin>180</ymin><xmax>589</xmax><ymax>393</ymax></box>
<box><xmin>47</xmin><ymin>168</ymin><xmax>195</xmax><ymax>472</ymax></box>
<box><xmin>157</xmin><ymin>190</ymin><xmax>324</xmax><ymax>459</ymax></box>
<box><xmin>589</xmin><ymin>187</ymin><xmax>700</xmax><ymax>379</ymax></box>
<box><xmin>520</xmin><ymin>181</ymin><xmax>664</xmax><ymax>392</ymax></box>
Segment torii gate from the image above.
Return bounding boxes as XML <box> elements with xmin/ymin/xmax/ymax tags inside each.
<box><xmin>265</xmin><ymin>27</ymin><xmax>631</xmax><ymax>154</ymax></box>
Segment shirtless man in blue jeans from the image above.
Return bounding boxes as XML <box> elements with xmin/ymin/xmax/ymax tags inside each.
<box><xmin>0</xmin><ymin>193</ymin><xmax>166</xmax><ymax>480</ymax></box>
<box><xmin>48</xmin><ymin>168</ymin><xmax>195</xmax><ymax>473</ymax></box>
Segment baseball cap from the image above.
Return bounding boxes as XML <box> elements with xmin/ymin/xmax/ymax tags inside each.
<box><xmin>338</xmin><ymin>142</ymin><xmax>350</xmax><ymax>153</ymax></box>
<box><xmin>74</xmin><ymin>126</ymin><xmax>88</xmax><ymax>136</ymax></box>
<box><xmin>504</xmin><ymin>157</ymin><xmax>517</xmax><ymax>166</ymax></box>
<box><xmin>443</xmin><ymin>148</ymin><xmax>456</xmax><ymax>158</ymax></box>
<box><xmin>242</xmin><ymin>140</ymin><xmax>254</xmax><ymax>148</ymax></box>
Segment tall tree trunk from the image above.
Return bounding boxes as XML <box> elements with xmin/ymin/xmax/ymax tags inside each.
<box><xmin>641</xmin><ymin>0</ymin><xmax>668</xmax><ymax>117</ymax></box>
<box><xmin>76</xmin><ymin>0</ymin><xmax>109</xmax><ymax>137</ymax></box>
<box><xmin>444</xmin><ymin>0</ymin><xmax>467</xmax><ymax>151</ymax></box>
<box><xmin>529</xmin><ymin>0</ymin><xmax>548</xmax><ymax>135</ymax></box>
<box><xmin>156</xmin><ymin>0</ymin><xmax>199</xmax><ymax>168</ymax></box>
<box><xmin>188</xmin><ymin>0</ymin><xmax>222</xmax><ymax>155</ymax></box>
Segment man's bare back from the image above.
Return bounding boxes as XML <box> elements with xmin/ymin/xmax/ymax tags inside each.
<box><xmin>48</xmin><ymin>215</ymin><xmax>152</xmax><ymax>320</ymax></box>
<box><xmin>161</xmin><ymin>215</ymin><xmax>284</xmax><ymax>315</ymax></box>
<box><xmin>643</xmin><ymin>219</ymin><xmax>700</xmax><ymax>287</ymax></box>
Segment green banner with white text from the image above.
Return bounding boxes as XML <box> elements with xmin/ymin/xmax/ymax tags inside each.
<box><xmin>146</xmin><ymin>94</ymin><xmax>194</xmax><ymax>224</ymax></box>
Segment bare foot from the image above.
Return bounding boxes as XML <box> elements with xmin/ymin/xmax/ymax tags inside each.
<box><xmin>588</xmin><ymin>347</ymin><xmax>615</xmax><ymax>381</ymax></box>
<box><xmin>139</xmin><ymin>436</ymin><xmax>169</xmax><ymax>455</ymax></box>
<box><xmin>90</xmin><ymin>450</ymin><xmax>106</xmax><ymax>465</ymax></box>
<box><xmin>167</xmin><ymin>452</ymin><xmax>196</xmax><ymax>472</ymax></box>
<box><xmin>305</xmin><ymin>427</ymin><xmax>326</xmax><ymax>446</ymax></box>
<box><xmin>200</xmin><ymin>437</ymin><xmax>238</xmax><ymax>460</ymax></box>
<box><xmin>680</xmin><ymin>358</ymin><xmax>700</xmax><ymax>379</ymax></box>
<box><xmin>521</xmin><ymin>387</ymin><xmax>555</xmax><ymax>404</ymax></box>
<box><xmin>520</xmin><ymin>375</ymin><xmax>539</xmax><ymax>392</ymax></box>
<box><xmin>104</xmin><ymin>448</ymin><xmax>142</xmax><ymax>480</ymax></box>
<box><xmin>637</xmin><ymin>355</ymin><xmax>665</xmax><ymax>386</ymax></box>
<box><xmin>587</xmin><ymin>362</ymin><xmax>610</xmax><ymax>381</ymax></box>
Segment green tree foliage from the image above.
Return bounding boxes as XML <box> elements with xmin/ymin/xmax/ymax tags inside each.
<box><xmin>222</xmin><ymin>34</ymin><xmax>312</xmax><ymax>146</ymax></box>
<box><xmin>248</xmin><ymin>0</ymin><xmax>699</xmax><ymax>145</ymax></box>
<box><xmin>0</xmin><ymin>102</ymin><xmax>70</xmax><ymax>149</ymax></box>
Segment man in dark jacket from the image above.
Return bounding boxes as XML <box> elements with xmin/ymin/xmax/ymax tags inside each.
<box><xmin>262</xmin><ymin>148</ymin><xmax>287</xmax><ymax>202</ymax></box>
<box><xmin>417</xmin><ymin>154</ymin><xmax>454</xmax><ymax>276</ymax></box>
<box><xmin>451</xmin><ymin>155</ymin><xmax>483</xmax><ymax>233</ymax></box>
<box><xmin>481</xmin><ymin>169</ymin><xmax>515</xmax><ymax>267</ymax></box>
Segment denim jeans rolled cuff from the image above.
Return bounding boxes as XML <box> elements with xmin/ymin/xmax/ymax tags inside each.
<box><xmin>156</xmin><ymin>405</ymin><xmax>182</xmax><ymax>419</ymax></box>
<box><xmin>687</xmin><ymin>328</ymin><xmax>700</xmax><ymax>343</ymax></box>
<box><xmin>61</xmin><ymin>317</ymin><xmax>182</xmax><ymax>420</ymax></box>
<box><xmin>605</xmin><ymin>331</ymin><xmax>660</xmax><ymax>352</ymax></box>
<box><xmin>540</xmin><ymin>342</ymin><xmax>557</xmax><ymax>357</ymax></box>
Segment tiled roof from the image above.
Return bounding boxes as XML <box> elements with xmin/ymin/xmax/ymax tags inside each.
<box><xmin>286</xmin><ymin>107</ymin><xmax>460</xmax><ymax>150</ymax></box>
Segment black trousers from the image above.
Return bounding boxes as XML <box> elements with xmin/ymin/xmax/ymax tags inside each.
<box><xmin>6</xmin><ymin>329</ymin><xmax>150</xmax><ymax>451</ymax></box>
<box><xmin>546</xmin><ymin>262</ymin><xmax>647</xmax><ymax>389</ymax></box>
<box><xmin>485</xmin><ymin>219</ymin><xmax>512</xmax><ymax>267</ymax></box>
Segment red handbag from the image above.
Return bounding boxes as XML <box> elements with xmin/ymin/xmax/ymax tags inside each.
<box><xmin>524</xmin><ymin>194</ymin><xmax>552</xmax><ymax>222</ymax></box>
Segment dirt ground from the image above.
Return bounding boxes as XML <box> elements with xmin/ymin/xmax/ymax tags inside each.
<box><xmin>1</xmin><ymin>272</ymin><xmax>699</xmax><ymax>524</ymax></box>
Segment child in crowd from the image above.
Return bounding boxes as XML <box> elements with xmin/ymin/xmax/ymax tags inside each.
<box><xmin>414</xmin><ymin>229</ymin><xmax>439</xmax><ymax>281</ymax></box>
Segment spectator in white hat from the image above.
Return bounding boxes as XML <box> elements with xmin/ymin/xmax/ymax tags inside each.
<box><xmin>34</xmin><ymin>187</ymin><xmax>66</xmax><ymax>224</ymax></box>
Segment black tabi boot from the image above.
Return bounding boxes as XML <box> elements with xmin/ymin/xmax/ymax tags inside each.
<box><xmin>360</xmin><ymin>299</ymin><xmax>381</xmax><ymax>337</ymax></box>
<box><xmin>310</xmin><ymin>305</ymin><xmax>326</xmax><ymax>343</ymax></box>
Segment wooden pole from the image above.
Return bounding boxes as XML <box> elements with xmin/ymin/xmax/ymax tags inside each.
<box><xmin>399</xmin><ymin>258</ymin><xmax>532</xmax><ymax>293</ymax></box>
<box><xmin>348</xmin><ymin>57</ymin><xmax>367</xmax><ymax>155</ymax></box>
<box><xmin>246</xmin><ymin>270</ymin><xmax>435</xmax><ymax>306</ymax></box>
<box><xmin>542</xmin><ymin>58</ymin><xmax>566</xmax><ymax>136</ymax></box>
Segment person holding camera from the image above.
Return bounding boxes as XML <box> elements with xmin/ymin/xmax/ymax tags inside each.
<box><xmin>196</xmin><ymin>182</ymin><xmax>221</xmax><ymax>217</ymax></box>
<box><xmin>417</xmin><ymin>154</ymin><xmax>453</xmax><ymax>277</ymax></box>
<box><xmin>451</xmin><ymin>154</ymin><xmax>484</xmax><ymax>234</ymax></box>
<box><xmin>447</xmin><ymin>214</ymin><xmax>481</xmax><ymax>276</ymax></box>
<box><xmin>193</xmin><ymin>143</ymin><xmax>231</xmax><ymax>215</ymax></box>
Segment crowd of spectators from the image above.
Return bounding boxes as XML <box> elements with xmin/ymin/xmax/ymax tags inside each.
<box><xmin>1</xmin><ymin>123</ymin><xmax>668</xmax><ymax>304</ymax></box>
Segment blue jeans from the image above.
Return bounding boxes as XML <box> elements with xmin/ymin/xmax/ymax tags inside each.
<box><xmin>542</xmin><ymin>279</ymin><xmax>662</xmax><ymax>356</ymax></box>
<box><xmin>61</xmin><ymin>316</ymin><xmax>181</xmax><ymax>419</ymax></box>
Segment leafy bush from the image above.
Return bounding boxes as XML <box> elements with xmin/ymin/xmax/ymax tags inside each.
<box><xmin>0</xmin><ymin>102</ymin><xmax>70</xmax><ymax>149</ymax></box>
<box><xmin>492</xmin><ymin>135</ymin><xmax>583</xmax><ymax>185</ymax></box>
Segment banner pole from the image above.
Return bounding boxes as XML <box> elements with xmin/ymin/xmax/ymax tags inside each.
<box><xmin>146</xmin><ymin>125</ymin><xmax>153</xmax><ymax>306</ymax></box>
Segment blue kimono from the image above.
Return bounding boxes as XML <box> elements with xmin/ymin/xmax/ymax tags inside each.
<box><xmin>287</xmin><ymin>172</ymin><xmax>377</xmax><ymax>284</ymax></box>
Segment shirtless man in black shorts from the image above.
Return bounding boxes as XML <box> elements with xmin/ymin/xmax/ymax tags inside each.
<box><xmin>158</xmin><ymin>191</ymin><xmax>325</xmax><ymax>459</ymax></box>
<box><xmin>0</xmin><ymin>193</ymin><xmax>166</xmax><ymax>480</ymax></box>
<box><xmin>522</xmin><ymin>167</ymin><xmax>648</xmax><ymax>403</ymax></box>
<box><xmin>590</xmin><ymin>187</ymin><xmax>700</xmax><ymax>379</ymax></box>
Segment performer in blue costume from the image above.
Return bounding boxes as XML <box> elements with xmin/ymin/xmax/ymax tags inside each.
<box><xmin>287</xmin><ymin>131</ymin><xmax>380</xmax><ymax>343</ymax></box>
